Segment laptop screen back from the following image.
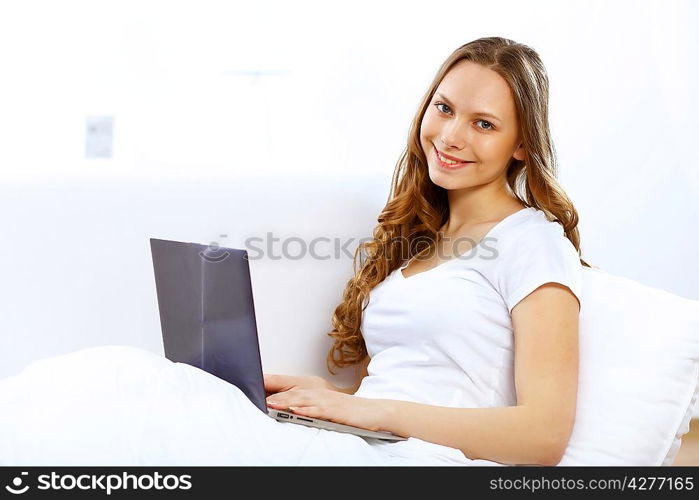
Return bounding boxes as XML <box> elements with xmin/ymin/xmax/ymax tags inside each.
<box><xmin>149</xmin><ymin>238</ymin><xmax>267</xmax><ymax>413</ymax></box>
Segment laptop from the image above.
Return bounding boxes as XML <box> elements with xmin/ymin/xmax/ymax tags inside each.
<box><xmin>149</xmin><ymin>238</ymin><xmax>406</xmax><ymax>441</ymax></box>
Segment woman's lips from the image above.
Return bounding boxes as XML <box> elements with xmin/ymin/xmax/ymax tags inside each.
<box><xmin>434</xmin><ymin>146</ymin><xmax>473</xmax><ymax>170</ymax></box>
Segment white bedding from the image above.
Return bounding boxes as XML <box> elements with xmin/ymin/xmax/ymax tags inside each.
<box><xmin>0</xmin><ymin>345</ymin><xmax>488</xmax><ymax>466</ymax></box>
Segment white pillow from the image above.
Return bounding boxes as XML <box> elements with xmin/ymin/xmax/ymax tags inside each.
<box><xmin>560</xmin><ymin>267</ymin><xmax>699</xmax><ymax>466</ymax></box>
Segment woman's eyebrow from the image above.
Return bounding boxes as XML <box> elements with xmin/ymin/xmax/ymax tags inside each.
<box><xmin>434</xmin><ymin>92</ymin><xmax>501</xmax><ymax>122</ymax></box>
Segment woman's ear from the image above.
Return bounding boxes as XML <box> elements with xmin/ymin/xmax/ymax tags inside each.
<box><xmin>513</xmin><ymin>143</ymin><xmax>525</xmax><ymax>161</ymax></box>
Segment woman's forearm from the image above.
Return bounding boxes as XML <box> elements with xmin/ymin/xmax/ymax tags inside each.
<box><xmin>377</xmin><ymin>399</ymin><xmax>564</xmax><ymax>466</ymax></box>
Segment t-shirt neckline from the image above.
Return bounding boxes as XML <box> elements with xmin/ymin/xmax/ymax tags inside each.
<box><xmin>397</xmin><ymin>206</ymin><xmax>534</xmax><ymax>281</ymax></box>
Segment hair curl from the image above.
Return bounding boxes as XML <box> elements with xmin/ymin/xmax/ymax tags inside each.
<box><xmin>326</xmin><ymin>36</ymin><xmax>593</xmax><ymax>375</ymax></box>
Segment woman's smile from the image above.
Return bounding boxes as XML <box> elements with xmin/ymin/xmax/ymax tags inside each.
<box><xmin>434</xmin><ymin>145</ymin><xmax>474</xmax><ymax>170</ymax></box>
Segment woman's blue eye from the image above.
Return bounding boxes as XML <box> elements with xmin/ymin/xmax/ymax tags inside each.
<box><xmin>435</xmin><ymin>103</ymin><xmax>451</xmax><ymax>115</ymax></box>
<box><xmin>433</xmin><ymin>102</ymin><xmax>494</xmax><ymax>131</ymax></box>
<box><xmin>476</xmin><ymin>120</ymin><xmax>494</xmax><ymax>131</ymax></box>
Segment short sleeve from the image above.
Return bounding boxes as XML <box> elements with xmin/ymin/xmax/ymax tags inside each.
<box><xmin>492</xmin><ymin>223</ymin><xmax>582</xmax><ymax>314</ymax></box>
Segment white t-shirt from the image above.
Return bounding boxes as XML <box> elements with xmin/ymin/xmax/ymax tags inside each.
<box><xmin>355</xmin><ymin>206</ymin><xmax>583</xmax><ymax>464</ymax></box>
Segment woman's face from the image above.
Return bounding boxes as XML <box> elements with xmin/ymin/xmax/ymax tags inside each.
<box><xmin>419</xmin><ymin>60</ymin><xmax>525</xmax><ymax>190</ymax></box>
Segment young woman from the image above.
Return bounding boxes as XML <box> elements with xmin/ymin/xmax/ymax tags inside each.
<box><xmin>265</xmin><ymin>36</ymin><xmax>590</xmax><ymax>466</ymax></box>
<box><xmin>0</xmin><ymin>36</ymin><xmax>590</xmax><ymax>467</ymax></box>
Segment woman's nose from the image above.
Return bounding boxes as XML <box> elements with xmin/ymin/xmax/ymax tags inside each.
<box><xmin>440</xmin><ymin>123</ymin><xmax>468</xmax><ymax>150</ymax></box>
<box><xmin>440</xmin><ymin>135</ymin><xmax>465</xmax><ymax>151</ymax></box>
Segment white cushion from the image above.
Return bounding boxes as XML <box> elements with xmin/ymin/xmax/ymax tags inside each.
<box><xmin>560</xmin><ymin>266</ymin><xmax>699</xmax><ymax>465</ymax></box>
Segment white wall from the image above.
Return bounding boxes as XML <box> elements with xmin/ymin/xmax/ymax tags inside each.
<box><xmin>1</xmin><ymin>0</ymin><xmax>696</xmax><ymax>297</ymax></box>
<box><xmin>1</xmin><ymin>0</ymin><xmax>697</xmax><ymax>414</ymax></box>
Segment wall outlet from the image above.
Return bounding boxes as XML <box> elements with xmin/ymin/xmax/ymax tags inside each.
<box><xmin>85</xmin><ymin>116</ymin><xmax>114</xmax><ymax>159</ymax></box>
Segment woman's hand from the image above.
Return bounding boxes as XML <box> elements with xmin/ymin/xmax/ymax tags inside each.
<box><xmin>265</xmin><ymin>388</ymin><xmax>394</xmax><ymax>433</ymax></box>
<box><xmin>263</xmin><ymin>374</ymin><xmax>336</xmax><ymax>398</ymax></box>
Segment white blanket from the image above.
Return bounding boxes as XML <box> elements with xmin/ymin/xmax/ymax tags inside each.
<box><xmin>0</xmin><ymin>345</ymin><xmax>490</xmax><ymax>466</ymax></box>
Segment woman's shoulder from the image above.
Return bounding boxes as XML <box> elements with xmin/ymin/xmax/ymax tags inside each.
<box><xmin>486</xmin><ymin>207</ymin><xmax>578</xmax><ymax>270</ymax></box>
<box><xmin>495</xmin><ymin>206</ymin><xmax>566</xmax><ymax>247</ymax></box>
<box><xmin>481</xmin><ymin>207</ymin><xmax>583</xmax><ymax>311</ymax></box>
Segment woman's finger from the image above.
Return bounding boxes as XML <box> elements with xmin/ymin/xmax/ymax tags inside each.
<box><xmin>266</xmin><ymin>388</ymin><xmax>317</xmax><ymax>408</ymax></box>
<box><xmin>266</xmin><ymin>391</ymin><xmax>296</xmax><ymax>407</ymax></box>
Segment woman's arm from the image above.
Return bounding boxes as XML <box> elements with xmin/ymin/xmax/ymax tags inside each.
<box><xmin>377</xmin><ymin>282</ymin><xmax>580</xmax><ymax>466</ymax></box>
<box><xmin>268</xmin><ymin>283</ymin><xmax>579</xmax><ymax>466</ymax></box>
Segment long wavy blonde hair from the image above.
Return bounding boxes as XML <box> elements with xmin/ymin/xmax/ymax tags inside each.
<box><xmin>326</xmin><ymin>36</ymin><xmax>592</xmax><ymax>375</ymax></box>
